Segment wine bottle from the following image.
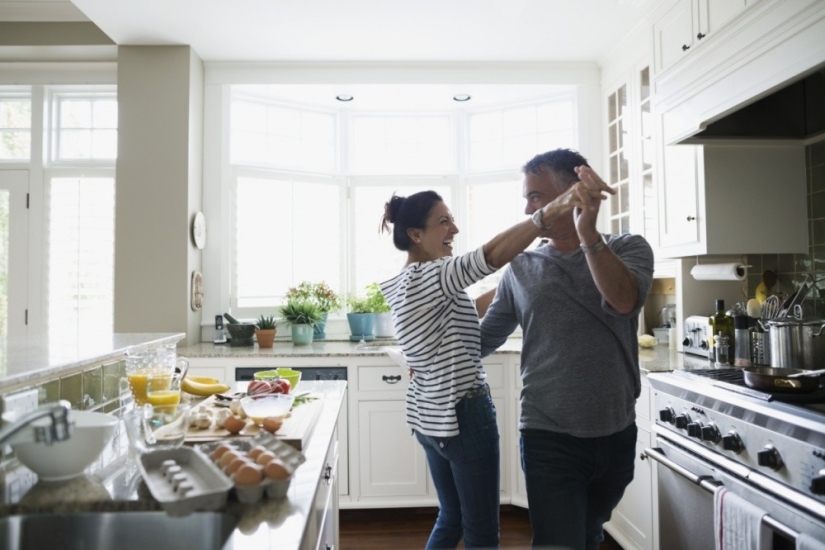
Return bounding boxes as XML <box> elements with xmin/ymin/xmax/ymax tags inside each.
<box><xmin>709</xmin><ymin>299</ymin><xmax>734</xmax><ymax>364</ymax></box>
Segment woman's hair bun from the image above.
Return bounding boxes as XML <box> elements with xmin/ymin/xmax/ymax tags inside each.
<box><xmin>385</xmin><ymin>195</ymin><xmax>405</xmax><ymax>224</ymax></box>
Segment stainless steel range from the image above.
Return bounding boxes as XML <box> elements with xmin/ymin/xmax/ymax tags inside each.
<box><xmin>646</xmin><ymin>368</ymin><xmax>825</xmax><ymax>549</ymax></box>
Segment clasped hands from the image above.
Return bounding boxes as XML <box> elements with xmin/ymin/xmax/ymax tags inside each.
<box><xmin>548</xmin><ymin>166</ymin><xmax>615</xmax><ymax>242</ymax></box>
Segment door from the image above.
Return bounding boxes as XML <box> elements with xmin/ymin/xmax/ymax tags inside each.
<box><xmin>0</xmin><ymin>170</ymin><xmax>29</xmax><ymax>359</ymax></box>
<box><xmin>653</xmin><ymin>0</ymin><xmax>694</xmax><ymax>73</ymax></box>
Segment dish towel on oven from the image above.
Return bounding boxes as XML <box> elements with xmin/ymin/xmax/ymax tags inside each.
<box><xmin>797</xmin><ymin>533</ymin><xmax>825</xmax><ymax>550</ymax></box>
<box><xmin>714</xmin><ymin>487</ymin><xmax>772</xmax><ymax>550</ymax></box>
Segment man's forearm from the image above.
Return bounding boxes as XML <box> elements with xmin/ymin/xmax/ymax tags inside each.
<box><xmin>582</xmin><ymin>244</ymin><xmax>639</xmax><ymax>314</ymax></box>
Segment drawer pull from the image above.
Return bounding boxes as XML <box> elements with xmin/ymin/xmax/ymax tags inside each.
<box><xmin>324</xmin><ymin>464</ymin><xmax>333</xmax><ymax>485</ymax></box>
<box><xmin>382</xmin><ymin>375</ymin><xmax>402</xmax><ymax>384</ymax></box>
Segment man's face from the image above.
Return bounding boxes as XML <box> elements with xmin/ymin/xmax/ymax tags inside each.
<box><xmin>522</xmin><ymin>170</ymin><xmax>561</xmax><ymax>215</ymax></box>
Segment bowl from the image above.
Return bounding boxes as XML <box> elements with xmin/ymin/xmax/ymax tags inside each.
<box><xmin>2</xmin><ymin>409</ymin><xmax>118</xmax><ymax>481</ymax></box>
<box><xmin>253</xmin><ymin>368</ymin><xmax>301</xmax><ymax>391</ymax></box>
<box><xmin>225</xmin><ymin>323</ymin><xmax>256</xmax><ymax>346</ymax></box>
<box><xmin>124</xmin><ymin>403</ymin><xmax>192</xmax><ymax>453</ymax></box>
<box><xmin>240</xmin><ymin>393</ymin><xmax>295</xmax><ymax>425</ymax></box>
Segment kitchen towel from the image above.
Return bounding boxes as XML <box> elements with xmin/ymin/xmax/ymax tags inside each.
<box><xmin>797</xmin><ymin>533</ymin><xmax>825</xmax><ymax>550</ymax></box>
<box><xmin>714</xmin><ymin>487</ymin><xmax>772</xmax><ymax>550</ymax></box>
<box><xmin>691</xmin><ymin>263</ymin><xmax>748</xmax><ymax>281</ymax></box>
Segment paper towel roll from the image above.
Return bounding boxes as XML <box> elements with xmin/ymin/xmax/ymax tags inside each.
<box><xmin>690</xmin><ymin>263</ymin><xmax>747</xmax><ymax>281</ymax></box>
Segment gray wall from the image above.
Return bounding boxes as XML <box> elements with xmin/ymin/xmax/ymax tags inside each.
<box><xmin>115</xmin><ymin>46</ymin><xmax>203</xmax><ymax>344</ymax></box>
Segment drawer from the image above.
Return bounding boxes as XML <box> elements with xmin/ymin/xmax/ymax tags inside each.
<box><xmin>635</xmin><ymin>383</ymin><xmax>651</xmax><ymax>421</ymax></box>
<box><xmin>357</xmin><ymin>365</ymin><xmax>409</xmax><ymax>392</ymax></box>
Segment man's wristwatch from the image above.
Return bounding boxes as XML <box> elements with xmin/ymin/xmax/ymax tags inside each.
<box><xmin>581</xmin><ymin>235</ymin><xmax>607</xmax><ymax>254</ymax></box>
<box><xmin>531</xmin><ymin>210</ymin><xmax>552</xmax><ymax>231</ymax></box>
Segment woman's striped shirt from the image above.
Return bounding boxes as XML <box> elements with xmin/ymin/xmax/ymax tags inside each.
<box><xmin>379</xmin><ymin>246</ymin><xmax>496</xmax><ymax>437</ymax></box>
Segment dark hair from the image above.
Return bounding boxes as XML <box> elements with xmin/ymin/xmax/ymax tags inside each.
<box><xmin>380</xmin><ymin>190</ymin><xmax>444</xmax><ymax>251</ymax></box>
<box><xmin>522</xmin><ymin>148</ymin><xmax>590</xmax><ymax>192</ymax></box>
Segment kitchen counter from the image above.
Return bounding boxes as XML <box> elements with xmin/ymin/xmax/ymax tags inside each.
<box><xmin>1</xmin><ymin>380</ymin><xmax>346</xmax><ymax>550</ymax></box>
<box><xmin>0</xmin><ymin>333</ymin><xmax>186</xmax><ymax>392</ymax></box>
<box><xmin>638</xmin><ymin>345</ymin><xmax>711</xmax><ymax>373</ymax></box>
<box><xmin>178</xmin><ymin>337</ymin><xmax>523</xmax><ymax>359</ymax></box>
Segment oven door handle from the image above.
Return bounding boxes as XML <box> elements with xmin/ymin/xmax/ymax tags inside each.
<box><xmin>643</xmin><ymin>447</ymin><xmax>802</xmax><ymax>541</ymax></box>
<box><xmin>643</xmin><ymin>447</ymin><xmax>722</xmax><ymax>493</ymax></box>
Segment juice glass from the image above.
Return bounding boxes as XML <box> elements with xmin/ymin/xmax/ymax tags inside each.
<box><xmin>146</xmin><ymin>372</ymin><xmax>182</xmax><ymax>411</ymax></box>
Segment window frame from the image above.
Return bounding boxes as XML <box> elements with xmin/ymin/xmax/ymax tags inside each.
<box><xmin>48</xmin><ymin>86</ymin><xmax>118</xmax><ymax>165</ymax></box>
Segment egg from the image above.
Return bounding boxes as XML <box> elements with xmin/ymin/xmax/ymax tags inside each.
<box><xmin>247</xmin><ymin>446</ymin><xmax>267</xmax><ymax>460</ymax></box>
<box><xmin>264</xmin><ymin>458</ymin><xmax>291</xmax><ymax>480</ymax></box>
<box><xmin>223</xmin><ymin>415</ymin><xmax>246</xmax><ymax>435</ymax></box>
<box><xmin>219</xmin><ymin>450</ymin><xmax>240</xmax><ymax>468</ymax></box>
<box><xmin>255</xmin><ymin>450</ymin><xmax>276</xmax><ymax>466</ymax></box>
<box><xmin>211</xmin><ymin>443</ymin><xmax>234</xmax><ymax>462</ymax></box>
<box><xmin>262</xmin><ymin>416</ymin><xmax>283</xmax><ymax>434</ymax></box>
<box><xmin>234</xmin><ymin>463</ymin><xmax>264</xmax><ymax>486</ymax></box>
<box><xmin>226</xmin><ymin>456</ymin><xmax>249</xmax><ymax>475</ymax></box>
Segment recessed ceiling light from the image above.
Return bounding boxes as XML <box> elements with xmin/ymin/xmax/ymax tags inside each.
<box><xmin>336</xmin><ymin>94</ymin><xmax>354</xmax><ymax>102</ymax></box>
<box><xmin>453</xmin><ymin>94</ymin><xmax>472</xmax><ymax>102</ymax></box>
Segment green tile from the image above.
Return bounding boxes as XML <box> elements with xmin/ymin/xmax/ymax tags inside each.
<box><xmin>38</xmin><ymin>380</ymin><xmax>60</xmax><ymax>405</ymax></box>
<box><xmin>102</xmin><ymin>401</ymin><xmax>119</xmax><ymax>414</ymax></box>
<box><xmin>103</xmin><ymin>362</ymin><xmax>122</xmax><ymax>401</ymax></box>
<box><xmin>796</xmin><ymin>253</ymin><xmax>812</xmax><ymax>273</ymax></box>
<box><xmin>777</xmin><ymin>254</ymin><xmax>795</xmax><ymax>274</ymax></box>
<box><xmin>83</xmin><ymin>367</ymin><xmax>103</xmax><ymax>410</ymax></box>
<box><xmin>810</xmin><ymin>140</ymin><xmax>825</xmax><ymax>167</ymax></box>
<box><xmin>814</xmin><ymin>218</ymin><xmax>825</xmax><ymax>246</ymax></box>
<box><xmin>60</xmin><ymin>372</ymin><xmax>83</xmax><ymax>409</ymax></box>
<box><xmin>813</xmin><ymin>165</ymin><xmax>825</xmax><ymax>195</ymax></box>
<box><xmin>811</xmin><ymin>190</ymin><xmax>825</xmax><ymax>219</ymax></box>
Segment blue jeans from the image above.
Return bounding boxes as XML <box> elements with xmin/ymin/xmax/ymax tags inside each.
<box><xmin>520</xmin><ymin>423</ymin><xmax>637</xmax><ymax>550</ymax></box>
<box><xmin>414</xmin><ymin>392</ymin><xmax>500</xmax><ymax>549</ymax></box>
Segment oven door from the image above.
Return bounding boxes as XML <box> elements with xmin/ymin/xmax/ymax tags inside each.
<box><xmin>645</xmin><ymin>435</ymin><xmax>825</xmax><ymax>550</ymax></box>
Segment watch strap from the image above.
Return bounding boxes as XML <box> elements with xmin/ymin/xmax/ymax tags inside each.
<box><xmin>581</xmin><ymin>236</ymin><xmax>607</xmax><ymax>255</ymax></box>
<box><xmin>532</xmin><ymin>210</ymin><xmax>552</xmax><ymax>231</ymax></box>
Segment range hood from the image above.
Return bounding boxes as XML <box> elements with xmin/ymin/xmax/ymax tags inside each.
<box><xmin>685</xmin><ymin>66</ymin><xmax>825</xmax><ymax>143</ymax></box>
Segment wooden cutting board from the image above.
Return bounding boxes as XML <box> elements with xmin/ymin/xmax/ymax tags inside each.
<box><xmin>183</xmin><ymin>394</ymin><xmax>322</xmax><ymax>450</ymax></box>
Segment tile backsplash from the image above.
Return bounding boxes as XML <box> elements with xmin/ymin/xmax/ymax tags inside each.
<box><xmin>747</xmin><ymin>140</ymin><xmax>825</xmax><ymax>314</ymax></box>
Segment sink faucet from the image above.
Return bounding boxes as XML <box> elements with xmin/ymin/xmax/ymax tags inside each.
<box><xmin>0</xmin><ymin>400</ymin><xmax>72</xmax><ymax>447</ymax></box>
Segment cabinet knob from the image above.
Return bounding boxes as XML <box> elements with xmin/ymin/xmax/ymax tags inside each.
<box><xmin>686</xmin><ymin>215</ymin><xmax>696</xmax><ymax>221</ymax></box>
<box><xmin>382</xmin><ymin>374</ymin><xmax>402</xmax><ymax>384</ymax></box>
<box><xmin>697</xmin><ymin>32</ymin><xmax>706</xmax><ymax>40</ymax></box>
<box><xmin>681</xmin><ymin>44</ymin><xmax>690</xmax><ymax>51</ymax></box>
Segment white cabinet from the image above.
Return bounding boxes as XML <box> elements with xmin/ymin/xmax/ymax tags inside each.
<box><xmin>655</xmin><ymin>142</ymin><xmax>808</xmax><ymax>257</ymax></box>
<box><xmin>605</xmin><ymin>372</ymin><xmax>657</xmax><ymax>550</ymax></box>
<box><xmin>653</xmin><ymin>0</ymin><xmax>749</xmax><ymax>73</ymax></box>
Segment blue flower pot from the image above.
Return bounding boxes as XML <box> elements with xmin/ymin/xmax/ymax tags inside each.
<box><xmin>347</xmin><ymin>313</ymin><xmax>375</xmax><ymax>342</ymax></box>
<box><xmin>313</xmin><ymin>312</ymin><xmax>329</xmax><ymax>340</ymax></box>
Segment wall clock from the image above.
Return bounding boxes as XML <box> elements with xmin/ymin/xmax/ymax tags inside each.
<box><xmin>192</xmin><ymin>212</ymin><xmax>206</xmax><ymax>249</ymax></box>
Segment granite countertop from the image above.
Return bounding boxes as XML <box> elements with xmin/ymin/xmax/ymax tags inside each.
<box><xmin>0</xmin><ymin>333</ymin><xmax>186</xmax><ymax>391</ymax></box>
<box><xmin>638</xmin><ymin>344</ymin><xmax>711</xmax><ymax>373</ymax></box>
<box><xmin>1</xmin><ymin>380</ymin><xmax>346</xmax><ymax>550</ymax></box>
<box><xmin>178</xmin><ymin>337</ymin><xmax>523</xmax><ymax>358</ymax></box>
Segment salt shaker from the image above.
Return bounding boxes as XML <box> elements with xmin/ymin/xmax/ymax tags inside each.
<box><xmin>714</xmin><ymin>332</ymin><xmax>730</xmax><ymax>367</ymax></box>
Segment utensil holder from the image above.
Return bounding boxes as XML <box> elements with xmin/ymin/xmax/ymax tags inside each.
<box><xmin>751</xmin><ymin>330</ymin><xmax>770</xmax><ymax>365</ymax></box>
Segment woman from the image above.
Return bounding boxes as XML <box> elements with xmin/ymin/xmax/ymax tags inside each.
<box><xmin>378</xmin><ymin>176</ymin><xmax>612</xmax><ymax>549</ymax></box>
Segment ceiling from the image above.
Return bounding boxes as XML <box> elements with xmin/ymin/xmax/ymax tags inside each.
<box><xmin>2</xmin><ymin>0</ymin><xmax>651</xmax><ymax>63</ymax></box>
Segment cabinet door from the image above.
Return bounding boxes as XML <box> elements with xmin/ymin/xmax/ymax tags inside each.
<box><xmin>657</xmin><ymin>143</ymin><xmax>700</xmax><ymax>250</ymax></box>
<box><xmin>696</xmin><ymin>0</ymin><xmax>748</xmax><ymax>38</ymax></box>
<box><xmin>653</xmin><ymin>0</ymin><xmax>694</xmax><ymax>73</ymax></box>
<box><xmin>357</xmin><ymin>400</ymin><xmax>428</xmax><ymax>497</ymax></box>
<box><xmin>609</xmin><ymin>425</ymin><xmax>654</xmax><ymax>550</ymax></box>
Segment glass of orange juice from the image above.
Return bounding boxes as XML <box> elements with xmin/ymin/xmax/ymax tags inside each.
<box><xmin>146</xmin><ymin>372</ymin><xmax>182</xmax><ymax>411</ymax></box>
<box><xmin>126</xmin><ymin>368</ymin><xmax>160</xmax><ymax>407</ymax></box>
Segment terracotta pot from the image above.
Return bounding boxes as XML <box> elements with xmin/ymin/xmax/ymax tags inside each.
<box><xmin>255</xmin><ymin>328</ymin><xmax>276</xmax><ymax>348</ymax></box>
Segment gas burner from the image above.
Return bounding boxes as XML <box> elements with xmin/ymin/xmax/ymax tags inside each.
<box><xmin>676</xmin><ymin>367</ymin><xmax>825</xmax><ymax>404</ymax></box>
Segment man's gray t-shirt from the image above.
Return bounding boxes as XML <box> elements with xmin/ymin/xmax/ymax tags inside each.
<box><xmin>480</xmin><ymin>233</ymin><xmax>654</xmax><ymax>438</ymax></box>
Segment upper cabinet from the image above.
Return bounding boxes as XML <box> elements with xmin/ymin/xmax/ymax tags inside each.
<box><xmin>652</xmin><ymin>0</ymin><xmax>749</xmax><ymax>74</ymax></box>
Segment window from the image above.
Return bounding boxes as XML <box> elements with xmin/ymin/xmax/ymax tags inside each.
<box><xmin>606</xmin><ymin>84</ymin><xmax>630</xmax><ymax>235</ymax></box>
<box><xmin>230</xmin><ymin>98</ymin><xmax>336</xmax><ymax>172</ymax></box>
<box><xmin>232</xmin><ymin>172</ymin><xmax>342</xmax><ymax>311</ymax></box>
<box><xmin>52</xmin><ymin>93</ymin><xmax>118</xmax><ymax>161</ymax></box>
<box><xmin>0</xmin><ymin>94</ymin><xmax>32</xmax><ymax>160</ymax></box>
<box><xmin>47</xmin><ymin>176</ymin><xmax>115</xmax><ymax>349</ymax></box>
<box><xmin>350</xmin><ymin>114</ymin><xmax>454</xmax><ymax>175</ymax></box>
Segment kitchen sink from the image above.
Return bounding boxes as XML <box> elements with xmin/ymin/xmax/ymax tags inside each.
<box><xmin>0</xmin><ymin>510</ymin><xmax>238</xmax><ymax>550</ymax></box>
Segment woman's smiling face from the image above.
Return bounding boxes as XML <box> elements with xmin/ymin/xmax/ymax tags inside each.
<box><xmin>408</xmin><ymin>201</ymin><xmax>459</xmax><ymax>261</ymax></box>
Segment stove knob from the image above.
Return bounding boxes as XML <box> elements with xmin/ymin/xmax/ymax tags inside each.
<box><xmin>721</xmin><ymin>432</ymin><xmax>744</xmax><ymax>454</ymax></box>
<box><xmin>757</xmin><ymin>445</ymin><xmax>783</xmax><ymax>470</ymax></box>
<box><xmin>675</xmin><ymin>414</ymin><xmax>691</xmax><ymax>430</ymax></box>
<box><xmin>687</xmin><ymin>422</ymin><xmax>703</xmax><ymax>438</ymax></box>
<box><xmin>701</xmin><ymin>424</ymin><xmax>721</xmax><ymax>444</ymax></box>
<box><xmin>659</xmin><ymin>407</ymin><xmax>675</xmax><ymax>424</ymax></box>
<box><xmin>682</xmin><ymin>337</ymin><xmax>691</xmax><ymax>346</ymax></box>
<box><xmin>700</xmin><ymin>341</ymin><xmax>709</xmax><ymax>350</ymax></box>
<box><xmin>811</xmin><ymin>470</ymin><xmax>825</xmax><ymax>495</ymax></box>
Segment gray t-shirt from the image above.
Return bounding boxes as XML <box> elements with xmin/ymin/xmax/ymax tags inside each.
<box><xmin>480</xmin><ymin>233</ymin><xmax>654</xmax><ymax>438</ymax></box>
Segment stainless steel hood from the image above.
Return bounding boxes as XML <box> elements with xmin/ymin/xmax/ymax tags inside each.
<box><xmin>686</xmin><ymin>66</ymin><xmax>825</xmax><ymax>143</ymax></box>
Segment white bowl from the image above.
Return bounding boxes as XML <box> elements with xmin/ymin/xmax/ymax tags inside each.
<box><xmin>2</xmin><ymin>409</ymin><xmax>118</xmax><ymax>481</ymax></box>
<box><xmin>240</xmin><ymin>393</ymin><xmax>295</xmax><ymax>425</ymax></box>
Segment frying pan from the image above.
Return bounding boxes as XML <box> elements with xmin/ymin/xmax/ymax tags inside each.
<box><xmin>743</xmin><ymin>367</ymin><xmax>825</xmax><ymax>393</ymax></box>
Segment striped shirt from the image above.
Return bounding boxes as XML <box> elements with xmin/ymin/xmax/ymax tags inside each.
<box><xmin>380</xmin><ymin>246</ymin><xmax>496</xmax><ymax>437</ymax></box>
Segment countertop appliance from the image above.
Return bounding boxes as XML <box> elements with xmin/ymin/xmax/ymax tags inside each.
<box><xmin>683</xmin><ymin>315</ymin><xmax>712</xmax><ymax>358</ymax></box>
<box><xmin>645</xmin><ymin>369</ymin><xmax>825</xmax><ymax>549</ymax></box>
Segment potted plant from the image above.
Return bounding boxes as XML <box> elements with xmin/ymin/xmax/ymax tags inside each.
<box><xmin>285</xmin><ymin>281</ymin><xmax>341</xmax><ymax>340</ymax></box>
<box><xmin>279</xmin><ymin>299</ymin><xmax>323</xmax><ymax>346</ymax></box>
<box><xmin>365</xmin><ymin>283</ymin><xmax>394</xmax><ymax>338</ymax></box>
<box><xmin>255</xmin><ymin>314</ymin><xmax>277</xmax><ymax>348</ymax></box>
<box><xmin>346</xmin><ymin>293</ymin><xmax>377</xmax><ymax>342</ymax></box>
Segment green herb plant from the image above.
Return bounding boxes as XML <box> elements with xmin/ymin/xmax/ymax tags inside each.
<box><xmin>255</xmin><ymin>314</ymin><xmax>277</xmax><ymax>330</ymax></box>
<box><xmin>285</xmin><ymin>281</ymin><xmax>341</xmax><ymax>313</ymax></box>
<box><xmin>365</xmin><ymin>283</ymin><xmax>391</xmax><ymax>314</ymax></box>
<box><xmin>279</xmin><ymin>299</ymin><xmax>324</xmax><ymax>327</ymax></box>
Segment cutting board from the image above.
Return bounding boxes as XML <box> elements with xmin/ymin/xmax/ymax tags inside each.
<box><xmin>183</xmin><ymin>394</ymin><xmax>322</xmax><ymax>450</ymax></box>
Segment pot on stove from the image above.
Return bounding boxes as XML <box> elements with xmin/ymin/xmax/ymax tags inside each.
<box><xmin>764</xmin><ymin>318</ymin><xmax>825</xmax><ymax>370</ymax></box>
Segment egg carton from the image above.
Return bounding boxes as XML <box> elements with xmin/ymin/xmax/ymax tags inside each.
<box><xmin>196</xmin><ymin>431</ymin><xmax>306</xmax><ymax>503</ymax></box>
<box><xmin>138</xmin><ymin>447</ymin><xmax>233</xmax><ymax>516</ymax></box>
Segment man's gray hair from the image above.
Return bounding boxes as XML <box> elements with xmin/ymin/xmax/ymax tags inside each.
<box><xmin>522</xmin><ymin>148</ymin><xmax>590</xmax><ymax>192</ymax></box>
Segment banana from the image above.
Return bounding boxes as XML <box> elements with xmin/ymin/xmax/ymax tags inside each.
<box><xmin>185</xmin><ymin>375</ymin><xmax>221</xmax><ymax>385</ymax></box>
<box><xmin>181</xmin><ymin>376</ymin><xmax>230</xmax><ymax>396</ymax></box>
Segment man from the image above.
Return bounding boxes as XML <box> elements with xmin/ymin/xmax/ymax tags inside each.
<box><xmin>480</xmin><ymin>148</ymin><xmax>654</xmax><ymax>550</ymax></box>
